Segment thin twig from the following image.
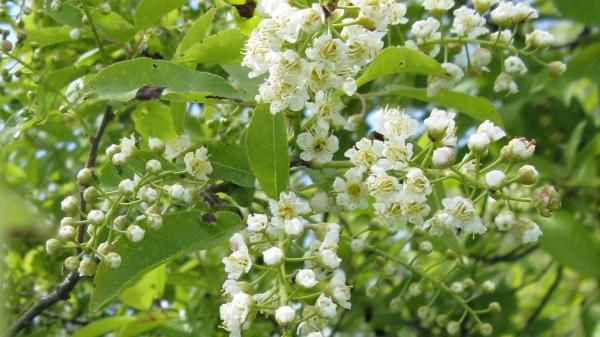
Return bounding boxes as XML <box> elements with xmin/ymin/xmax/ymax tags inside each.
<box><xmin>4</xmin><ymin>106</ymin><xmax>113</xmax><ymax>337</ymax></box>
<box><xmin>525</xmin><ymin>265</ymin><xmax>563</xmax><ymax>326</ymax></box>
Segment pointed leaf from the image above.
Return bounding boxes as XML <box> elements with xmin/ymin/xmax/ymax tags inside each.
<box><xmin>134</xmin><ymin>0</ymin><xmax>188</xmax><ymax>29</ymax></box>
<box><xmin>208</xmin><ymin>143</ymin><xmax>255</xmax><ymax>187</ymax></box>
<box><xmin>245</xmin><ymin>105</ymin><xmax>289</xmax><ymax>199</ymax></box>
<box><xmin>174</xmin><ymin>8</ymin><xmax>217</xmax><ymax>58</ymax></box>
<box><xmin>175</xmin><ymin>28</ymin><xmax>246</xmax><ymax>66</ymax></box>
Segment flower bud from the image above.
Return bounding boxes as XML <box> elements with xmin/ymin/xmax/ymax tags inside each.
<box><xmin>78</xmin><ymin>257</ymin><xmax>97</xmax><ymax>276</ymax></box>
<box><xmin>263</xmin><ymin>247</ymin><xmax>284</xmax><ymax>266</ymax></box>
<box><xmin>445</xmin><ymin>249</ymin><xmax>458</xmax><ymax>260</ymax></box>
<box><xmin>76</xmin><ymin>168</ymin><xmax>94</xmax><ymax>186</ymax></box>
<box><xmin>69</xmin><ymin>28</ymin><xmax>81</xmax><ymax>40</ymax></box>
<box><xmin>126</xmin><ymin>224</ymin><xmax>145</xmax><ymax>242</ymax></box>
<box><xmin>468</xmin><ymin>132</ymin><xmax>490</xmax><ymax>154</ymax></box>
<box><xmin>526</xmin><ymin>30</ymin><xmax>554</xmax><ymax>49</ymax></box>
<box><xmin>473</xmin><ymin>0</ymin><xmax>495</xmax><ymax>13</ymax></box>
<box><xmin>517</xmin><ymin>165</ymin><xmax>538</xmax><ymax>185</ymax></box>
<box><xmin>295</xmin><ymin>269</ymin><xmax>318</xmax><ymax>288</ymax></box>
<box><xmin>351</xmin><ymin>238</ymin><xmax>365</xmax><ymax>252</ymax></box>
<box><xmin>64</xmin><ymin>256</ymin><xmax>80</xmax><ymax>271</ymax></box>
<box><xmin>494</xmin><ymin>210</ymin><xmax>516</xmax><ymax>230</ymax></box>
<box><xmin>450</xmin><ymin>281</ymin><xmax>464</xmax><ymax>294</ymax></box>
<box><xmin>485</xmin><ymin>170</ymin><xmax>506</xmax><ymax>190</ymax></box>
<box><xmin>105</xmin><ymin>252</ymin><xmax>121</xmax><ymax>269</ymax></box>
<box><xmin>548</xmin><ymin>61</ymin><xmax>566</xmax><ymax>77</ymax></box>
<box><xmin>147</xmin><ymin>214</ymin><xmax>163</xmax><ymax>230</ymax></box>
<box><xmin>320</xmin><ymin>249</ymin><xmax>341</xmax><ymax>269</ymax></box>
<box><xmin>169</xmin><ymin>184</ymin><xmax>186</xmax><ymax>201</ymax></box>
<box><xmin>146</xmin><ymin>159</ymin><xmax>162</xmax><ymax>174</ymax></box>
<box><xmin>83</xmin><ymin>186</ymin><xmax>98</xmax><ymax>203</ymax></box>
<box><xmin>482</xmin><ymin>280</ymin><xmax>496</xmax><ymax>293</ymax></box>
<box><xmin>471</xmin><ymin>47</ymin><xmax>492</xmax><ymax>71</ymax></box>
<box><xmin>447</xmin><ymin>321</ymin><xmax>460</xmax><ymax>335</ymax></box>
<box><xmin>412</xmin><ymin>226</ymin><xmax>425</xmax><ymax>237</ymax></box>
<box><xmin>408</xmin><ymin>283</ymin><xmax>422</xmax><ymax>297</ymax></box>
<box><xmin>45</xmin><ymin>238</ymin><xmax>62</xmax><ymax>255</ymax></box>
<box><xmin>113</xmin><ymin>215</ymin><xmax>128</xmax><ymax>230</ymax></box>
<box><xmin>284</xmin><ymin>218</ymin><xmax>304</xmax><ymax>236</ymax></box>
<box><xmin>105</xmin><ymin>144</ymin><xmax>121</xmax><ymax>158</ymax></box>
<box><xmin>503</xmin><ymin>137</ymin><xmax>536</xmax><ymax>161</ymax></box>
<box><xmin>1</xmin><ymin>39</ymin><xmax>13</xmax><ymax>53</ymax></box>
<box><xmin>148</xmin><ymin>137</ymin><xmax>165</xmax><ymax>154</ymax></box>
<box><xmin>480</xmin><ymin>323</ymin><xmax>493</xmax><ymax>336</ymax></box>
<box><xmin>247</xmin><ymin>213</ymin><xmax>268</xmax><ymax>232</ymax></box>
<box><xmin>515</xmin><ymin>218</ymin><xmax>543</xmax><ymax>243</ymax></box>
<box><xmin>463</xmin><ymin>278</ymin><xmax>475</xmax><ymax>289</ymax></box>
<box><xmin>489</xmin><ymin>301</ymin><xmax>501</xmax><ymax>313</ymax></box>
<box><xmin>118</xmin><ymin>179</ymin><xmax>135</xmax><ymax>196</ymax></box>
<box><xmin>61</xmin><ymin>196</ymin><xmax>79</xmax><ymax>214</ymax></box>
<box><xmin>87</xmin><ymin>225</ymin><xmax>96</xmax><ymax>238</ymax></box>
<box><xmin>309</xmin><ymin>191</ymin><xmax>329</xmax><ymax>214</ymax></box>
<box><xmin>61</xmin><ymin>217</ymin><xmax>76</xmax><ymax>227</ymax></box>
<box><xmin>419</xmin><ymin>241</ymin><xmax>433</xmax><ymax>255</ymax></box>
<box><xmin>57</xmin><ymin>225</ymin><xmax>76</xmax><ymax>241</ymax></box>
<box><xmin>141</xmin><ymin>187</ymin><xmax>158</xmax><ymax>204</ymax></box>
<box><xmin>275</xmin><ymin>305</ymin><xmax>295</xmax><ymax>325</ymax></box>
<box><xmin>97</xmin><ymin>242</ymin><xmax>112</xmax><ymax>255</ymax></box>
<box><xmin>432</xmin><ymin>147</ymin><xmax>455</xmax><ymax>168</ymax></box>
<box><xmin>87</xmin><ymin>210</ymin><xmax>105</xmax><ymax>226</ymax></box>
<box><xmin>99</xmin><ymin>2</ymin><xmax>111</xmax><ymax>14</ymax></box>
<box><xmin>436</xmin><ymin>314</ymin><xmax>448</xmax><ymax>327</ymax></box>
<box><xmin>112</xmin><ymin>152</ymin><xmax>127</xmax><ymax>166</ymax></box>
<box><xmin>533</xmin><ymin>185</ymin><xmax>561</xmax><ymax>217</ymax></box>
<box><xmin>417</xmin><ymin>306</ymin><xmax>430</xmax><ymax>320</ymax></box>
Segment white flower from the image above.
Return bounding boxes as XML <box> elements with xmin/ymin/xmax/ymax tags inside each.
<box><xmin>275</xmin><ymin>305</ymin><xmax>296</xmax><ymax>325</ymax></box>
<box><xmin>87</xmin><ymin>210</ymin><xmax>105</xmax><ymax>226</ymax></box>
<box><xmin>506</xmin><ymin>137</ymin><xmax>535</xmax><ymax>160</ymax></box>
<box><xmin>284</xmin><ymin>218</ymin><xmax>304</xmax><ymax>236</ymax></box>
<box><xmin>184</xmin><ymin>147</ymin><xmax>213</xmax><ymax>180</ymax></box>
<box><xmin>468</xmin><ymin>132</ymin><xmax>491</xmax><ymax>153</ymax></box>
<box><xmin>69</xmin><ymin>28</ymin><xmax>81</xmax><ymax>40</ymax></box>
<box><xmin>472</xmin><ymin>0</ymin><xmax>498</xmax><ymax>12</ymax></box>
<box><xmin>119</xmin><ymin>134</ymin><xmax>137</xmax><ymax>159</ymax></box>
<box><xmin>451</xmin><ymin>6</ymin><xmax>488</xmax><ymax>38</ymax></box>
<box><xmin>494</xmin><ymin>210</ymin><xmax>516</xmax><ymax>230</ymax></box>
<box><xmin>263</xmin><ymin>247</ymin><xmax>284</xmax><ymax>265</ymax></box>
<box><xmin>229</xmin><ymin>233</ymin><xmax>247</xmax><ymax>252</ymax></box>
<box><xmin>411</xmin><ymin>18</ymin><xmax>440</xmax><ymax>39</ymax></box>
<box><xmin>222</xmin><ymin>248</ymin><xmax>253</xmax><ymax>280</ymax></box>
<box><xmin>472</xmin><ymin>48</ymin><xmax>492</xmax><ymax>72</ymax></box>
<box><xmin>422</xmin><ymin>0</ymin><xmax>455</xmax><ymax>14</ymax></box>
<box><xmin>316</xmin><ymin>294</ymin><xmax>337</xmax><ymax>318</ymax></box>
<box><xmin>220</xmin><ymin>292</ymin><xmax>253</xmax><ymax>337</ymax></box>
<box><xmin>548</xmin><ymin>61</ymin><xmax>567</xmax><ymax>76</ymax></box>
<box><xmin>344</xmin><ymin>138</ymin><xmax>383</xmax><ymax>170</ymax></box>
<box><xmin>477</xmin><ymin>120</ymin><xmax>505</xmax><ymax>142</ymax></box>
<box><xmin>516</xmin><ymin>219</ymin><xmax>542</xmax><ymax>243</ymax></box>
<box><xmin>321</xmin><ymin>223</ymin><xmax>341</xmax><ymax>250</ymax></box>
<box><xmin>366</xmin><ymin>167</ymin><xmax>402</xmax><ymax>203</ymax></box>
<box><xmin>373</xmin><ymin>106</ymin><xmax>419</xmax><ymax>139</ymax></box>
<box><xmin>341</xmin><ymin>25</ymin><xmax>385</xmax><ymax>66</ymax></box>
<box><xmin>257</xmin><ymin>71</ymin><xmax>309</xmax><ymax>113</ymax></box>
<box><xmin>504</xmin><ymin>56</ymin><xmax>527</xmax><ymax>75</ymax></box>
<box><xmin>164</xmin><ymin>134</ymin><xmax>191</xmax><ymax>160</ymax></box>
<box><xmin>269</xmin><ymin>191</ymin><xmax>309</xmax><ymax>227</ymax></box>
<box><xmin>307</xmin><ymin>332</ymin><xmax>324</xmax><ymax>337</ymax></box>
<box><xmin>126</xmin><ymin>224</ymin><xmax>145</xmax><ymax>242</ymax></box>
<box><xmin>296</xmin><ymin>269</ymin><xmax>318</xmax><ymax>288</ymax></box>
<box><xmin>329</xmin><ymin>269</ymin><xmax>351</xmax><ymax>309</ymax></box>
<box><xmin>169</xmin><ymin>183</ymin><xmax>186</xmax><ymax>201</ymax></box>
<box><xmin>148</xmin><ymin>137</ymin><xmax>165</xmax><ymax>154</ymax></box>
<box><xmin>306</xmin><ymin>91</ymin><xmax>345</xmax><ymax>127</ymax></box>
<box><xmin>118</xmin><ymin>179</ymin><xmax>135</xmax><ymax>195</ymax></box>
<box><xmin>401</xmin><ymin>197</ymin><xmax>431</xmax><ymax>226</ymax></box>
<box><xmin>377</xmin><ymin>136</ymin><xmax>414</xmax><ymax>170</ymax></box>
<box><xmin>489</xmin><ymin>29</ymin><xmax>512</xmax><ymax>44</ymax></box>
<box><xmin>491</xmin><ymin>1</ymin><xmax>515</xmax><ymax>26</ymax></box>
<box><xmin>139</xmin><ymin>186</ymin><xmax>158</xmax><ymax>204</ymax></box>
<box><xmin>352</xmin><ymin>0</ymin><xmax>408</xmax><ymax>30</ymax></box>
<box><xmin>424</xmin><ymin>108</ymin><xmax>457</xmax><ymax>145</ymax></box>
<box><xmin>432</xmin><ymin>147</ymin><xmax>456</xmax><ymax>168</ymax></box>
<box><xmin>485</xmin><ymin>170</ymin><xmax>506</xmax><ymax>190</ymax></box>
<box><xmin>427</xmin><ymin>62</ymin><xmax>464</xmax><ymax>97</ymax></box>
<box><xmin>526</xmin><ymin>30</ymin><xmax>554</xmax><ymax>49</ymax></box>
<box><xmin>247</xmin><ymin>214</ymin><xmax>268</xmax><ymax>232</ymax></box>
<box><xmin>306</xmin><ymin>34</ymin><xmax>347</xmax><ymax>64</ymax></box>
<box><xmin>297</xmin><ymin>125</ymin><xmax>339</xmax><ymax>163</ymax></box>
<box><xmin>270</xmin><ymin>3</ymin><xmax>303</xmax><ymax>43</ymax></box>
<box><xmin>333</xmin><ymin>167</ymin><xmax>369</xmax><ymax>210</ymax></box>
<box><xmin>404</xmin><ymin>168</ymin><xmax>432</xmax><ymax>200</ymax></box>
<box><xmin>512</xmin><ymin>2</ymin><xmax>538</xmax><ymax>23</ymax></box>
<box><xmin>423</xmin><ymin>211</ymin><xmax>452</xmax><ymax>236</ymax></box>
<box><xmin>222</xmin><ymin>280</ymin><xmax>242</xmax><ymax>296</ymax></box>
<box><xmin>320</xmin><ymin>249</ymin><xmax>341</xmax><ymax>269</ymax></box>
<box><xmin>310</xmin><ymin>191</ymin><xmax>330</xmax><ymax>214</ymax></box>
<box><xmin>299</xmin><ymin>3</ymin><xmax>325</xmax><ymax>33</ymax></box>
<box><xmin>441</xmin><ymin>196</ymin><xmax>486</xmax><ymax>235</ymax></box>
<box><xmin>494</xmin><ymin>72</ymin><xmax>518</xmax><ymax>94</ymax></box>
<box><xmin>373</xmin><ymin>201</ymin><xmax>404</xmax><ymax>226</ymax></box>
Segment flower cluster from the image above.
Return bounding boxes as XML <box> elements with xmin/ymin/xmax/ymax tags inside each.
<box><xmin>243</xmin><ymin>0</ymin><xmax>405</xmax><ymax>122</ymax></box>
<box><xmin>220</xmin><ymin>192</ymin><xmax>351</xmax><ymax>337</ymax></box>
<box><xmin>45</xmin><ymin>134</ymin><xmax>214</xmax><ymax>276</ymax></box>
<box><xmin>403</xmin><ymin>0</ymin><xmax>566</xmax><ymax>96</ymax></box>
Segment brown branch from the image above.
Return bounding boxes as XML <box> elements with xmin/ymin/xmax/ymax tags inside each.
<box><xmin>4</xmin><ymin>106</ymin><xmax>113</xmax><ymax>337</ymax></box>
<box><xmin>472</xmin><ymin>245</ymin><xmax>537</xmax><ymax>265</ymax></box>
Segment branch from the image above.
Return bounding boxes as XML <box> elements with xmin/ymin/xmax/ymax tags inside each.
<box><xmin>525</xmin><ymin>265</ymin><xmax>563</xmax><ymax>326</ymax></box>
<box><xmin>5</xmin><ymin>106</ymin><xmax>113</xmax><ymax>337</ymax></box>
<box><xmin>472</xmin><ymin>245</ymin><xmax>537</xmax><ymax>265</ymax></box>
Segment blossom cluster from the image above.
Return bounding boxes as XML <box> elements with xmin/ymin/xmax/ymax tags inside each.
<box><xmin>405</xmin><ymin>0</ymin><xmax>566</xmax><ymax>96</ymax></box>
<box><xmin>243</xmin><ymin>0</ymin><xmax>405</xmax><ymax>123</ymax></box>
<box><xmin>45</xmin><ymin>134</ymin><xmax>214</xmax><ymax>277</ymax></box>
<box><xmin>220</xmin><ymin>192</ymin><xmax>351</xmax><ymax>337</ymax></box>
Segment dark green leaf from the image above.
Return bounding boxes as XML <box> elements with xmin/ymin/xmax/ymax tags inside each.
<box><xmin>132</xmin><ymin>101</ymin><xmax>178</xmax><ymax>141</ymax></box>
<box><xmin>245</xmin><ymin>104</ymin><xmax>289</xmax><ymax>199</ymax></box>
<box><xmin>36</xmin><ymin>66</ymin><xmax>89</xmax><ymax>118</ymax></box>
<box><xmin>134</xmin><ymin>0</ymin><xmax>188</xmax><ymax>29</ymax></box>
<box><xmin>385</xmin><ymin>85</ymin><xmax>502</xmax><ymax>125</ymax></box>
<box><xmin>90</xmin><ymin>211</ymin><xmax>241</xmax><ymax>313</ymax></box>
<box><xmin>85</xmin><ymin>58</ymin><xmax>242</xmax><ymax>102</ymax></box>
<box><xmin>175</xmin><ymin>28</ymin><xmax>246</xmax><ymax>66</ymax></box>
<box><xmin>356</xmin><ymin>47</ymin><xmax>447</xmax><ymax>87</ymax></box>
<box><xmin>174</xmin><ymin>7</ymin><xmax>217</xmax><ymax>57</ymax></box>
<box><xmin>554</xmin><ymin>0</ymin><xmax>600</xmax><ymax>25</ymax></box>
<box><xmin>207</xmin><ymin>143</ymin><xmax>255</xmax><ymax>187</ymax></box>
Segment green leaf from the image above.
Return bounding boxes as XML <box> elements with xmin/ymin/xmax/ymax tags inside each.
<box><xmin>85</xmin><ymin>58</ymin><xmax>242</xmax><ymax>102</ymax></box>
<box><xmin>132</xmin><ymin>101</ymin><xmax>178</xmax><ymax>141</ymax></box>
<box><xmin>385</xmin><ymin>85</ymin><xmax>502</xmax><ymax>125</ymax></box>
<box><xmin>71</xmin><ymin>316</ymin><xmax>136</xmax><ymax>337</ymax></box>
<box><xmin>564</xmin><ymin>43</ymin><xmax>600</xmax><ymax>83</ymax></box>
<box><xmin>356</xmin><ymin>47</ymin><xmax>447</xmax><ymax>87</ymax></box>
<box><xmin>36</xmin><ymin>66</ymin><xmax>89</xmax><ymax>118</ymax></box>
<box><xmin>118</xmin><ymin>265</ymin><xmax>165</xmax><ymax>310</ymax></box>
<box><xmin>208</xmin><ymin>143</ymin><xmax>255</xmax><ymax>187</ymax></box>
<box><xmin>175</xmin><ymin>28</ymin><xmax>246</xmax><ymax>66</ymax></box>
<box><xmin>91</xmin><ymin>10</ymin><xmax>137</xmax><ymax>42</ymax></box>
<box><xmin>537</xmin><ymin>211</ymin><xmax>600</xmax><ymax>279</ymax></box>
<box><xmin>222</xmin><ymin>65</ymin><xmax>265</xmax><ymax>100</ymax></box>
<box><xmin>175</xmin><ymin>7</ymin><xmax>217</xmax><ymax>57</ymax></box>
<box><xmin>578</xmin><ymin>133</ymin><xmax>600</xmax><ymax>163</ymax></box>
<box><xmin>565</xmin><ymin>121</ymin><xmax>587</xmax><ymax>171</ymax></box>
<box><xmin>554</xmin><ymin>0</ymin><xmax>600</xmax><ymax>25</ymax></box>
<box><xmin>89</xmin><ymin>211</ymin><xmax>241</xmax><ymax>313</ymax></box>
<box><xmin>134</xmin><ymin>0</ymin><xmax>188</xmax><ymax>29</ymax></box>
<box><xmin>0</xmin><ymin>182</ymin><xmax>43</xmax><ymax>230</ymax></box>
<box><xmin>245</xmin><ymin>104</ymin><xmax>289</xmax><ymax>199</ymax></box>
<box><xmin>26</xmin><ymin>27</ymin><xmax>88</xmax><ymax>49</ymax></box>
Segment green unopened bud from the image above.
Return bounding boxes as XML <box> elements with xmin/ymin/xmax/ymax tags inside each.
<box><xmin>548</xmin><ymin>61</ymin><xmax>566</xmax><ymax>77</ymax></box>
<box><xmin>412</xmin><ymin>226</ymin><xmax>425</xmax><ymax>237</ymax></box>
<box><xmin>148</xmin><ymin>137</ymin><xmax>165</xmax><ymax>154</ymax></box>
<box><xmin>97</xmin><ymin>242</ymin><xmax>112</xmax><ymax>255</ymax></box>
<box><xmin>76</xmin><ymin>167</ymin><xmax>94</xmax><ymax>186</ymax></box>
<box><xmin>489</xmin><ymin>302</ymin><xmax>501</xmax><ymax>313</ymax></box>
<box><xmin>419</xmin><ymin>241</ymin><xmax>433</xmax><ymax>255</ymax></box>
<box><xmin>78</xmin><ymin>257</ymin><xmax>97</xmax><ymax>276</ymax></box>
<box><xmin>417</xmin><ymin>306</ymin><xmax>430</xmax><ymax>320</ymax></box>
<box><xmin>146</xmin><ymin>159</ymin><xmax>162</xmax><ymax>175</ymax></box>
<box><xmin>445</xmin><ymin>249</ymin><xmax>457</xmax><ymax>260</ymax></box>
<box><xmin>61</xmin><ymin>196</ymin><xmax>79</xmax><ymax>214</ymax></box>
<box><xmin>482</xmin><ymin>280</ymin><xmax>496</xmax><ymax>293</ymax></box>
<box><xmin>45</xmin><ymin>238</ymin><xmax>62</xmax><ymax>255</ymax></box>
<box><xmin>480</xmin><ymin>323</ymin><xmax>493</xmax><ymax>336</ymax></box>
<box><xmin>446</xmin><ymin>321</ymin><xmax>460</xmax><ymax>335</ymax></box>
<box><xmin>1</xmin><ymin>39</ymin><xmax>12</xmax><ymax>53</ymax></box>
<box><xmin>105</xmin><ymin>252</ymin><xmax>121</xmax><ymax>269</ymax></box>
<box><xmin>533</xmin><ymin>185</ymin><xmax>561</xmax><ymax>217</ymax></box>
<box><xmin>462</xmin><ymin>278</ymin><xmax>475</xmax><ymax>289</ymax></box>
<box><xmin>113</xmin><ymin>215</ymin><xmax>128</xmax><ymax>230</ymax></box>
<box><xmin>436</xmin><ymin>314</ymin><xmax>448</xmax><ymax>327</ymax></box>
<box><xmin>517</xmin><ymin>165</ymin><xmax>538</xmax><ymax>185</ymax></box>
<box><xmin>99</xmin><ymin>2</ymin><xmax>111</xmax><ymax>14</ymax></box>
<box><xmin>64</xmin><ymin>256</ymin><xmax>80</xmax><ymax>271</ymax></box>
<box><xmin>83</xmin><ymin>186</ymin><xmax>98</xmax><ymax>203</ymax></box>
